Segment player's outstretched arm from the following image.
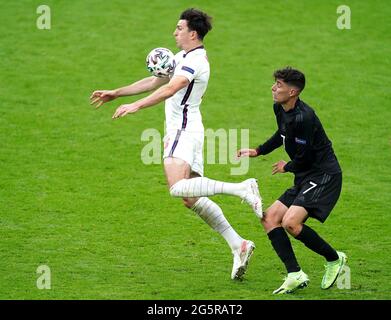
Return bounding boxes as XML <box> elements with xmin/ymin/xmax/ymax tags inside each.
<box><xmin>90</xmin><ymin>76</ymin><xmax>169</xmax><ymax>109</ymax></box>
<box><xmin>237</xmin><ymin>149</ymin><xmax>259</xmax><ymax>158</ymax></box>
<box><xmin>112</xmin><ymin>76</ymin><xmax>189</xmax><ymax>119</ymax></box>
<box><xmin>115</xmin><ymin>76</ymin><xmax>169</xmax><ymax>97</ymax></box>
<box><xmin>90</xmin><ymin>89</ymin><xmax>118</xmax><ymax>109</ymax></box>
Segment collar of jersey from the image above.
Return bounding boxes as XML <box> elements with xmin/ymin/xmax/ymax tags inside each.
<box><xmin>183</xmin><ymin>45</ymin><xmax>205</xmax><ymax>58</ymax></box>
<box><xmin>282</xmin><ymin>98</ymin><xmax>302</xmax><ymax>113</ymax></box>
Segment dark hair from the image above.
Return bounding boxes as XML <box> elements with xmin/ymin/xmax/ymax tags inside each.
<box><xmin>273</xmin><ymin>67</ymin><xmax>305</xmax><ymax>92</ymax></box>
<box><xmin>180</xmin><ymin>8</ymin><xmax>212</xmax><ymax>40</ymax></box>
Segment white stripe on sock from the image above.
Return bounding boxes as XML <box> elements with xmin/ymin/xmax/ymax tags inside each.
<box><xmin>170</xmin><ymin>177</ymin><xmax>245</xmax><ymax>198</ymax></box>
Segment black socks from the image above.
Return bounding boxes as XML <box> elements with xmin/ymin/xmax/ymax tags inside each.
<box><xmin>268</xmin><ymin>224</ymin><xmax>339</xmax><ymax>273</ymax></box>
<box><xmin>268</xmin><ymin>227</ymin><xmax>300</xmax><ymax>273</ymax></box>
<box><xmin>295</xmin><ymin>224</ymin><xmax>339</xmax><ymax>262</ymax></box>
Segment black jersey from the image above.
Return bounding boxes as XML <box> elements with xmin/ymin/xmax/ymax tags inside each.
<box><xmin>257</xmin><ymin>98</ymin><xmax>341</xmax><ymax>183</ymax></box>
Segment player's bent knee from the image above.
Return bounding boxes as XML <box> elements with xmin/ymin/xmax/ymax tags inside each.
<box><xmin>281</xmin><ymin>216</ymin><xmax>300</xmax><ymax>235</ymax></box>
<box><xmin>182</xmin><ymin>197</ymin><xmax>197</xmax><ymax>208</ymax></box>
<box><xmin>169</xmin><ymin>179</ymin><xmax>186</xmax><ymax>197</ymax></box>
<box><xmin>263</xmin><ymin>207</ymin><xmax>282</xmax><ymax>225</ymax></box>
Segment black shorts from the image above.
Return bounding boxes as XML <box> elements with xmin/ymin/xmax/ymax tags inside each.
<box><xmin>278</xmin><ymin>172</ymin><xmax>342</xmax><ymax>223</ymax></box>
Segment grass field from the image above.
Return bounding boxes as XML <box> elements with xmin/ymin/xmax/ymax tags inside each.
<box><xmin>1</xmin><ymin>0</ymin><xmax>390</xmax><ymax>300</ymax></box>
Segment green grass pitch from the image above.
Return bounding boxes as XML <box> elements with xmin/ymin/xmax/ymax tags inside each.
<box><xmin>1</xmin><ymin>0</ymin><xmax>390</xmax><ymax>299</ymax></box>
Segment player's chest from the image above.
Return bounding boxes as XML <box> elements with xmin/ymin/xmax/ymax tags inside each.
<box><xmin>278</xmin><ymin>114</ymin><xmax>297</xmax><ymax>137</ymax></box>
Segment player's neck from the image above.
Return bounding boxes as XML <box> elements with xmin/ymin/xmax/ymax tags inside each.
<box><xmin>183</xmin><ymin>41</ymin><xmax>204</xmax><ymax>53</ymax></box>
<box><xmin>282</xmin><ymin>97</ymin><xmax>299</xmax><ymax>112</ymax></box>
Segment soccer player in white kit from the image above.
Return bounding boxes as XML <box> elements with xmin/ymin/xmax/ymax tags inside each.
<box><xmin>90</xmin><ymin>8</ymin><xmax>262</xmax><ymax>280</ymax></box>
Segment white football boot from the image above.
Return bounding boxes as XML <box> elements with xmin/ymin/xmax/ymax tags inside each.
<box><xmin>231</xmin><ymin>240</ymin><xmax>256</xmax><ymax>280</ymax></box>
<box><xmin>240</xmin><ymin>178</ymin><xmax>263</xmax><ymax>219</ymax></box>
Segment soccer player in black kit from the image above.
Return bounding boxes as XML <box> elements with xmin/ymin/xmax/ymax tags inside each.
<box><xmin>238</xmin><ymin>67</ymin><xmax>347</xmax><ymax>294</ymax></box>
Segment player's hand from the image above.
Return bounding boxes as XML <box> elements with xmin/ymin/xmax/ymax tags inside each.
<box><xmin>112</xmin><ymin>103</ymin><xmax>140</xmax><ymax>119</ymax></box>
<box><xmin>90</xmin><ymin>90</ymin><xmax>118</xmax><ymax>108</ymax></box>
<box><xmin>272</xmin><ymin>160</ymin><xmax>287</xmax><ymax>175</ymax></box>
<box><xmin>237</xmin><ymin>148</ymin><xmax>258</xmax><ymax>158</ymax></box>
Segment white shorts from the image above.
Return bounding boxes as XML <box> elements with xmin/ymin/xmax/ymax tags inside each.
<box><xmin>163</xmin><ymin>130</ymin><xmax>204</xmax><ymax>176</ymax></box>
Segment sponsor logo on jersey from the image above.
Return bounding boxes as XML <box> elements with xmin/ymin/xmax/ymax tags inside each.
<box><xmin>181</xmin><ymin>66</ymin><xmax>195</xmax><ymax>74</ymax></box>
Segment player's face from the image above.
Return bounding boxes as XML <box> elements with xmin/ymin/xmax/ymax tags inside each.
<box><xmin>173</xmin><ymin>20</ymin><xmax>195</xmax><ymax>49</ymax></box>
<box><xmin>271</xmin><ymin>79</ymin><xmax>297</xmax><ymax>103</ymax></box>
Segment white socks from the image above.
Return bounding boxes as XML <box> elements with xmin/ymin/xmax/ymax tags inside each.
<box><xmin>170</xmin><ymin>177</ymin><xmax>245</xmax><ymax>198</ymax></box>
<box><xmin>170</xmin><ymin>177</ymin><xmax>252</xmax><ymax>251</ymax></box>
<box><xmin>191</xmin><ymin>197</ymin><xmax>243</xmax><ymax>251</ymax></box>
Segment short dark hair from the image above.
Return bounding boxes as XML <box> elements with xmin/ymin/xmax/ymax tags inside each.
<box><xmin>180</xmin><ymin>8</ymin><xmax>212</xmax><ymax>40</ymax></box>
<box><xmin>273</xmin><ymin>67</ymin><xmax>306</xmax><ymax>92</ymax></box>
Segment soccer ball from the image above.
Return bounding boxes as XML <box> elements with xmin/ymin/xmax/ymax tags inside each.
<box><xmin>146</xmin><ymin>47</ymin><xmax>176</xmax><ymax>78</ymax></box>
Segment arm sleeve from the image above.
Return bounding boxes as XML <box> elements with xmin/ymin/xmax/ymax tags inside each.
<box><xmin>256</xmin><ymin>130</ymin><xmax>283</xmax><ymax>156</ymax></box>
<box><xmin>283</xmin><ymin>113</ymin><xmax>314</xmax><ymax>173</ymax></box>
<box><xmin>174</xmin><ymin>56</ymin><xmax>200</xmax><ymax>82</ymax></box>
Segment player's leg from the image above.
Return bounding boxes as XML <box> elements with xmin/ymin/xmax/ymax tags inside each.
<box><xmin>287</xmin><ymin>173</ymin><xmax>347</xmax><ymax>289</ymax></box>
<box><xmin>284</xmin><ymin>208</ymin><xmax>347</xmax><ymax>289</ymax></box>
<box><xmin>281</xmin><ymin>205</ymin><xmax>335</xmax><ymax>261</ymax></box>
<box><xmin>164</xmin><ymin>158</ymin><xmax>254</xmax><ymax>279</ymax></box>
<box><xmin>263</xmin><ymin>199</ymin><xmax>301</xmax><ymax>275</ymax></box>
<box><xmin>182</xmin><ymin>171</ymin><xmax>243</xmax><ymax>251</ymax></box>
<box><xmin>284</xmin><ymin>205</ymin><xmax>337</xmax><ymax>253</ymax></box>
<box><xmin>192</xmin><ymin>137</ymin><xmax>256</xmax><ymax>280</ymax></box>
<box><xmin>282</xmin><ymin>205</ymin><xmax>344</xmax><ymax>289</ymax></box>
<box><xmin>163</xmin><ymin>156</ymin><xmax>192</xmax><ymax>189</ymax></box>
<box><xmin>186</xmin><ymin>172</ymin><xmax>255</xmax><ymax>280</ymax></box>
<box><xmin>164</xmin><ymin>130</ymin><xmax>262</xmax><ymax>217</ymax></box>
<box><xmin>262</xmin><ymin>200</ymin><xmax>289</xmax><ymax>232</ymax></box>
<box><xmin>163</xmin><ymin>133</ymin><xmax>239</xmax><ymax>240</ymax></box>
<box><xmin>169</xmin><ymin>175</ymin><xmax>262</xmax><ymax>218</ymax></box>
<box><xmin>261</xmin><ymin>201</ymin><xmax>308</xmax><ymax>294</ymax></box>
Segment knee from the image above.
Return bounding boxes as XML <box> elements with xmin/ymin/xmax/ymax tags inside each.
<box><xmin>281</xmin><ymin>216</ymin><xmax>301</xmax><ymax>236</ymax></box>
<box><xmin>262</xmin><ymin>207</ymin><xmax>282</xmax><ymax>230</ymax></box>
<box><xmin>169</xmin><ymin>179</ymin><xmax>185</xmax><ymax>197</ymax></box>
<box><xmin>182</xmin><ymin>197</ymin><xmax>197</xmax><ymax>209</ymax></box>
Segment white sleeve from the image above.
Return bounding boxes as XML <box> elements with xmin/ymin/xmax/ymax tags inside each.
<box><xmin>174</xmin><ymin>55</ymin><xmax>201</xmax><ymax>82</ymax></box>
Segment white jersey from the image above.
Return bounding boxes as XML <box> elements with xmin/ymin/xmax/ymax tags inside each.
<box><xmin>165</xmin><ymin>46</ymin><xmax>209</xmax><ymax>134</ymax></box>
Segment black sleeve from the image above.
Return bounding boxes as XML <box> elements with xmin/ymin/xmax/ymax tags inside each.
<box><xmin>256</xmin><ymin>130</ymin><xmax>283</xmax><ymax>156</ymax></box>
<box><xmin>283</xmin><ymin>113</ymin><xmax>314</xmax><ymax>173</ymax></box>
